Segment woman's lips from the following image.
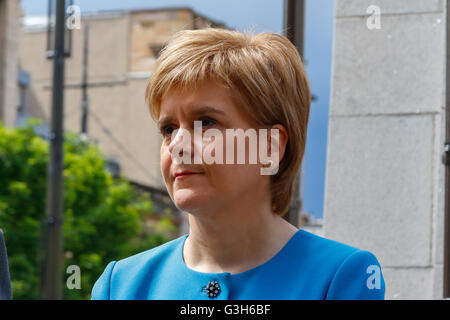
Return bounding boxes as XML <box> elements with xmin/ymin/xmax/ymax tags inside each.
<box><xmin>175</xmin><ymin>172</ymin><xmax>201</xmax><ymax>179</ymax></box>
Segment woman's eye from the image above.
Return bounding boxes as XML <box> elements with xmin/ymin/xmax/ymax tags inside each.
<box><xmin>159</xmin><ymin>126</ymin><xmax>174</xmax><ymax>137</ymax></box>
<box><xmin>159</xmin><ymin>117</ymin><xmax>216</xmax><ymax>138</ymax></box>
<box><xmin>199</xmin><ymin>117</ymin><xmax>216</xmax><ymax>127</ymax></box>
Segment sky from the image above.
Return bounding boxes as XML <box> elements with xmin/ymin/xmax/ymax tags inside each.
<box><xmin>21</xmin><ymin>0</ymin><xmax>335</xmax><ymax>219</ymax></box>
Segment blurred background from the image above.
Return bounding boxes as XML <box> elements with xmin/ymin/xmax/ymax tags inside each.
<box><xmin>0</xmin><ymin>0</ymin><xmax>448</xmax><ymax>300</ymax></box>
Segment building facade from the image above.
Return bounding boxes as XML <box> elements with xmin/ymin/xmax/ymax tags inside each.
<box><xmin>19</xmin><ymin>8</ymin><xmax>225</xmax><ymax>216</ymax></box>
<box><xmin>0</xmin><ymin>0</ymin><xmax>21</xmax><ymax>127</ymax></box>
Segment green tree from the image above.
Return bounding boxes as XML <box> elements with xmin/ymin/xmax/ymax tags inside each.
<box><xmin>0</xmin><ymin>119</ymin><xmax>177</xmax><ymax>300</ymax></box>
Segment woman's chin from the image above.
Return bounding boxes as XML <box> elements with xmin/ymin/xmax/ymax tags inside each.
<box><xmin>173</xmin><ymin>189</ymin><xmax>207</xmax><ymax>211</ymax></box>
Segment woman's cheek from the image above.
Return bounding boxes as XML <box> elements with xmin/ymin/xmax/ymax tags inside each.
<box><xmin>161</xmin><ymin>147</ymin><xmax>172</xmax><ymax>181</ymax></box>
<box><xmin>201</xmin><ymin>139</ymin><xmax>218</xmax><ymax>165</ymax></box>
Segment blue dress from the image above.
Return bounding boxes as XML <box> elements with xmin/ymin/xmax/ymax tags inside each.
<box><xmin>91</xmin><ymin>229</ymin><xmax>385</xmax><ymax>300</ymax></box>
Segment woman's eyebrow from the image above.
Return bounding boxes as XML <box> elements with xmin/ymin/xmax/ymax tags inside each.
<box><xmin>190</xmin><ymin>106</ymin><xmax>226</xmax><ymax>116</ymax></box>
<box><xmin>158</xmin><ymin>106</ymin><xmax>226</xmax><ymax>127</ymax></box>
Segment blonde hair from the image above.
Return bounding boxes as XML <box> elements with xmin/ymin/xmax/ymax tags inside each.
<box><xmin>145</xmin><ymin>28</ymin><xmax>311</xmax><ymax>216</ymax></box>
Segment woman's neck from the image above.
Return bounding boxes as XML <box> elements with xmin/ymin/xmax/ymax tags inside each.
<box><xmin>183</xmin><ymin>198</ymin><xmax>298</xmax><ymax>275</ymax></box>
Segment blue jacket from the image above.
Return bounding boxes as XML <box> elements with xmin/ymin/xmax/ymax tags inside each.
<box><xmin>91</xmin><ymin>229</ymin><xmax>385</xmax><ymax>300</ymax></box>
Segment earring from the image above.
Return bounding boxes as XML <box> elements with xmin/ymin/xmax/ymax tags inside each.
<box><xmin>261</xmin><ymin>160</ymin><xmax>273</xmax><ymax>168</ymax></box>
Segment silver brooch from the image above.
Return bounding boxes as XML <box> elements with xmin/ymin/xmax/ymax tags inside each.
<box><xmin>205</xmin><ymin>280</ymin><xmax>221</xmax><ymax>298</ymax></box>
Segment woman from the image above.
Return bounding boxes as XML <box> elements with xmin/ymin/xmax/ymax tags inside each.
<box><xmin>91</xmin><ymin>28</ymin><xmax>385</xmax><ymax>300</ymax></box>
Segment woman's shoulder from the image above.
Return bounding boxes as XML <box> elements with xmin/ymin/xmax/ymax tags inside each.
<box><xmin>115</xmin><ymin>234</ymin><xmax>188</xmax><ymax>270</ymax></box>
<box><xmin>294</xmin><ymin>229</ymin><xmax>383</xmax><ymax>274</ymax></box>
<box><xmin>91</xmin><ymin>234</ymin><xmax>188</xmax><ymax>299</ymax></box>
<box><xmin>292</xmin><ymin>229</ymin><xmax>384</xmax><ymax>280</ymax></box>
<box><xmin>294</xmin><ymin>229</ymin><xmax>385</xmax><ymax>299</ymax></box>
<box><xmin>295</xmin><ymin>228</ymin><xmax>376</xmax><ymax>261</ymax></box>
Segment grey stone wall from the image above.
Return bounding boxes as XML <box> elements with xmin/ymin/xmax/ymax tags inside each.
<box><xmin>324</xmin><ymin>0</ymin><xmax>446</xmax><ymax>299</ymax></box>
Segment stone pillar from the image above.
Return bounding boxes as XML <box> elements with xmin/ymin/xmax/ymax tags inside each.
<box><xmin>0</xmin><ymin>0</ymin><xmax>20</xmax><ymax>127</ymax></box>
<box><xmin>324</xmin><ymin>0</ymin><xmax>446</xmax><ymax>299</ymax></box>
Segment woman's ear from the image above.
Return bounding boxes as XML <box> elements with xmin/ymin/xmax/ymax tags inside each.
<box><xmin>268</xmin><ymin>124</ymin><xmax>288</xmax><ymax>163</ymax></box>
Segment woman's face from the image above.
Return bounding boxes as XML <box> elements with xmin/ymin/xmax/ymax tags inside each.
<box><xmin>158</xmin><ymin>81</ymin><xmax>282</xmax><ymax>215</ymax></box>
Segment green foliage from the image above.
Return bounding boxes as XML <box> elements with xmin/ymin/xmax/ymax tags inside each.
<box><xmin>0</xmin><ymin>120</ymin><xmax>177</xmax><ymax>300</ymax></box>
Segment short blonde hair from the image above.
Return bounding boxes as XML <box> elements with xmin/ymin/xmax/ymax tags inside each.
<box><xmin>146</xmin><ymin>28</ymin><xmax>311</xmax><ymax>216</ymax></box>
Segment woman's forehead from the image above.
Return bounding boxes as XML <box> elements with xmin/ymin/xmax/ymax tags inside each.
<box><xmin>159</xmin><ymin>82</ymin><xmax>234</xmax><ymax>114</ymax></box>
<box><xmin>158</xmin><ymin>80</ymin><xmax>260</xmax><ymax>128</ymax></box>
